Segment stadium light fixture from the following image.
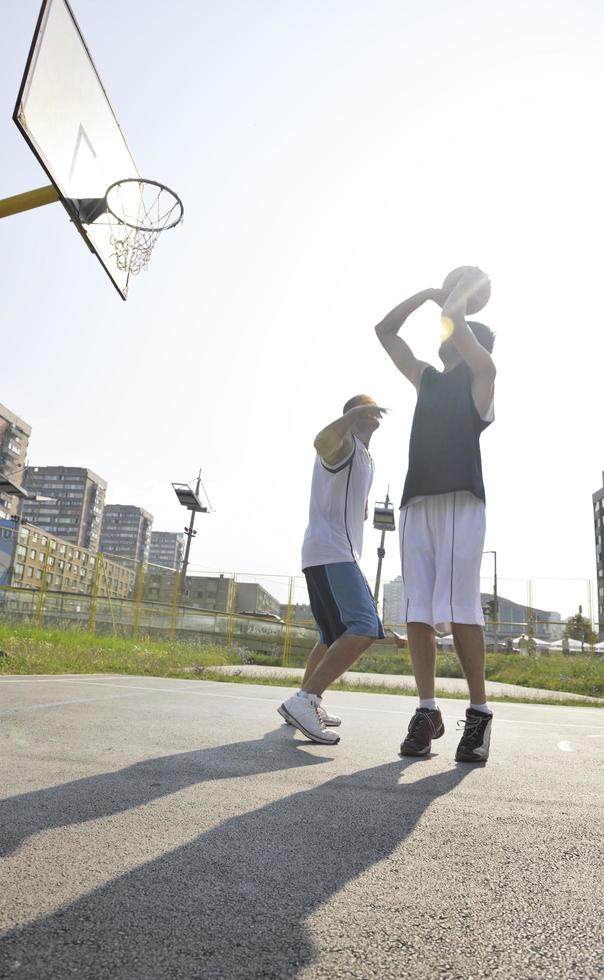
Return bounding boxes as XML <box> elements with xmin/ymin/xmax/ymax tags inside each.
<box><xmin>172</xmin><ymin>472</ymin><xmax>209</xmax><ymax>603</ymax></box>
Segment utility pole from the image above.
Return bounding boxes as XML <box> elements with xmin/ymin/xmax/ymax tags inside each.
<box><xmin>373</xmin><ymin>491</ymin><xmax>395</xmax><ymax>605</ymax></box>
<box><xmin>172</xmin><ymin>469</ymin><xmax>208</xmax><ymax>606</ymax></box>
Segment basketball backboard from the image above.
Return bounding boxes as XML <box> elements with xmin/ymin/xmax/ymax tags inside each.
<box><xmin>13</xmin><ymin>0</ymin><xmax>162</xmax><ymax>299</ymax></box>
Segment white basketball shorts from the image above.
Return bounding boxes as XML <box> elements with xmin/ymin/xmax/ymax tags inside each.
<box><xmin>399</xmin><ymin>491</ymin><xmax>486</xmax><ymax>632</ymax></box>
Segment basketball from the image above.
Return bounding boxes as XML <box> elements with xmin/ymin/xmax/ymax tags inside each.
<box><xmin>442</xmin><ymin>266</ymin><xmax>491</xmax><ymax>314</ymax></box>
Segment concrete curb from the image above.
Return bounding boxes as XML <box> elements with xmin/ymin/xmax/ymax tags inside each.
<box><xmin>195</xmin><ymin>664</ymin><xmax>604</xmax><ymax>705</ymax></box>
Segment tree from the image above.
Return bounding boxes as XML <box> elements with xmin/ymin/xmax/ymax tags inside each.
<box><xmin>563</xmin><ymin>613</ymin><xmax>597</xmax><ymax>647</ymax></box>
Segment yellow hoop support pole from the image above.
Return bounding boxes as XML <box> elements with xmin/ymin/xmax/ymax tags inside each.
<box><xmin>282</xmin><ymin>576</ymin><xmax>295</xmax><ymax>667</ymax></box>
<box><xmin>170</xmin><ymin>571</ymin><xmax>181</xmax><ymax>638</ymax></box>
<box><xmin>132</xmin><ymin>561</ymin><xmax>145</xmax><ymax>641</ymax></box>
<box><xmin>36</xmin><ymin>537</ymin><xmax>52</xmax><ymax>629</ymax></box>
<box><xmin>0</xmin><ymin>185</ymin><xmax>60</xmax><ymax>219</ymax></box>
<box><xmin>88</xmin><ymin>555</ymin><xmax>101</xmax><ymax>633</ymax></box>
<box><xmin>226</xmin><ymin>574</ymin><xmax>237</xmax><ymax>646</ymax></box>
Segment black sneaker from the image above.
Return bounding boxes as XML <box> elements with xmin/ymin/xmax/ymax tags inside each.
<box><xmin>455</xmin><ymin>708</ymin><xmax>493</xmax><ymax>762</ymax></box>
<box><xmin>400</xmin><ymin>707</ymin><xmax>445</xmax><ymax>757</ymax></box>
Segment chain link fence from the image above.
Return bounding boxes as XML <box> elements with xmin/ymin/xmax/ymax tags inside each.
<box><xmin>0</xmin><ymin>522</ymin><xmax>601</xmax><ymax>659</ymax></box>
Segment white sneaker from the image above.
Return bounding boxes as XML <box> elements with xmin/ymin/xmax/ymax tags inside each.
<box><xmin>318</xmin><ymin>704</ymin><xmax>341</xmax><ymax>727</ymax></box>
<box><xmin>277</xmin><ymin>693</ymin><xmax>340</xmax><ymax>744</ymax></box>
<box><xmin>280</xmin><ymin>696</ymin><xmax>342</xmax><ymax>727</ymax></box>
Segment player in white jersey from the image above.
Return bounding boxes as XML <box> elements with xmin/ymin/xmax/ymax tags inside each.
<box><xmin>278</xmin><ymin>395</ymin><xmax>387</xmax><ymax>744</ymax></box>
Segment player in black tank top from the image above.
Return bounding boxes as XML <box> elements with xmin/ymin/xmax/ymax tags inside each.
<box><xmin>375</xmin><ymin>267</ymin><xmax>497</xmax><ymax>763</ymax></box>
<box><xmin>401</xmin><ymin>360</ymin><xmax>492</xmax><ymax>507</ymax></box>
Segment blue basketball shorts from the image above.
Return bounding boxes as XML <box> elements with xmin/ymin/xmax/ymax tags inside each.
<box><xmin>303</xmin><ymin>561</ymin><xmax>385</xmax><ymax>646</ymax></box>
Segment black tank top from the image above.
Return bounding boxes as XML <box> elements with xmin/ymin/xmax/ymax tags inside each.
<box><xmin>400</xmin><ymin>363</ymin><xmax>492</xmax><ymax>508</ymax></box>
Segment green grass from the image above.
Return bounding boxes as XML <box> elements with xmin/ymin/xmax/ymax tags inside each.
<box><xmin>0</xmin><ymin>621</ymin><xmax>602</xmax><ymax>706</ymax></box>
<box><xmin>0</xmin><ymin>622</ymin><xmax>241</xmax><ymax>678</ymax></box>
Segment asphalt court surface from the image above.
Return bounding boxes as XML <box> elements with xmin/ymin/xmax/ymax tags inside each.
<box><xmin>0</xmin><ymin>674</ymin><xmax>602</xmax><ymax>979</ymax></box>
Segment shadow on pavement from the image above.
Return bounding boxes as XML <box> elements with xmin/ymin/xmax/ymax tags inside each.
<box><xmin>0</xmin><ymin>746</ymin><xmax>472</xmax><ymax>979</ymax></box>
<box><xmin>0</xmin><ymin>728</ymin><xmax>330</xmax><ymax>856</ymax></box>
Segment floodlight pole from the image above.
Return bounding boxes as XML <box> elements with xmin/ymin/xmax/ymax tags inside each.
<box><xmin>179</xmin><ymin>470</ymin><xmax>202</xmax><ymax>604</ymax></box>
<box><xmin>373</xmin><ymin>491</ymin><xmax>391</xmax><ymax>604</ymax></box>
<box><xmin>374</xmin><ymin>529</ymin><xmax>387</xmax><ymax>604</ymax></box>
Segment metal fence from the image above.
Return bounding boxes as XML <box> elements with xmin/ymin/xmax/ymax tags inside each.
<box><xmin>0</xmin><ymin>579</ymin><xmax>602</xmax><ymax>664</ymax></box>
<box><xmin>0</xmin><ymin>519</ymin><xmax>601</xmax><ymax>657</ymax></box>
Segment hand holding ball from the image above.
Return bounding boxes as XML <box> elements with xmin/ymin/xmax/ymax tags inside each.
<box><xmin>442</xmin><ymin>265</ymin><xmax>491</xmax><ymax>314</ymax></box>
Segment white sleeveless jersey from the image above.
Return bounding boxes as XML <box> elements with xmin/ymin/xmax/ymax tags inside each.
<box><xmin>301</xmin><ymin>435</ymin><xmax>374</xmax><ymax>568</ymax></box>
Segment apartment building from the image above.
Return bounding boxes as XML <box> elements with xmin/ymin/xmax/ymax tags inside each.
<box><xmin>142</xmin><ymin>571</ymin><xmax>280</xmax><ymax>616</ymax></box>
<box><xmin>100</xmin><ymin>505</ymin><xmax>153</xmax><ymax>564</ymax></box>
<box><xmin>143</xmin><ymin>571</ymin><xmax>232</xmax><ymax>608</ymax></box>
<box><xmin>21</xmin><ymin>466</ymin><xmax>106</xmax><ymax>551</ymax></box>
<box><xmin>236</xmin><ymin>582</ymin><xmax>281</xmax><ymax>617</ymax></box>
<box><xmin>148</xmin><ymin>531</ymin><xmax>185</xmax><ymax>570</ymax></box>
<box><xmin>6</xmin><ymin>519</ymin><xmax>135</xmax><ymax>598</ymax></box>
<box><xmin>480</xmin><ymin>591</ymin><xmax>562</xmax><ymax>644</ymax></box>
<box><xmin>382</xmin><ymin>576</ymin><xmax>403</xmax><ymax>624</ymax></box>
<box><xmin>0</xmin><ymin>402</ymin><xmax>31</xmax><ymax>520</ymax></box>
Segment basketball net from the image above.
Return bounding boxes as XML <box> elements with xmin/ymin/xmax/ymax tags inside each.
<box><xmin>108</xmin><ymin>180</ymin><xmax>183</xmax><ymax>275</ymax></box>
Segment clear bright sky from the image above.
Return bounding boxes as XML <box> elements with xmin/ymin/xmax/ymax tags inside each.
<box><xmin>2</xmin><ymin>0</ymin><xmax>603</xmax><ymax>617</ymax></box>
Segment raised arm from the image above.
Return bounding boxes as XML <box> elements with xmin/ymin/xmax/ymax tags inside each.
<box><xmin>314</xmin><ymin>403</ymin><xmax>385</xmax><ymax>466</ymax></box>
<box><xmin>375</xmin><ymin>288</ymin><xmax>446</xmax><ymax>387</ymax></box>
<box><xmin>441</xmin><ymin>268</ymin><xmax>496</xmax><ymax>417</ymax></box>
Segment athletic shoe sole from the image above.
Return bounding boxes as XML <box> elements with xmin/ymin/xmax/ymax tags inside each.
<box><xmin>455</xmin><ymin>749</ymin><xmax>489</xmax><ymax>763</ymax></box>
<box><xmin>399</xmin><ymin>744</ymin><xmax>431</xmax><ymax>757</ymax></box>
<box><xmin>277</xmin><ymin>704</ymin><xmax>340</xmax><ymax>745</ymax></box>
<box><xmin>281</xmin><ymin>715</ymin><xmax>341</xmax><ymax>728</ymax></box>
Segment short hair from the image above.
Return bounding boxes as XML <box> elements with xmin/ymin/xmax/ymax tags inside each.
<box><xmin>342</xmin><ymin>394</ymin><xmax>375</xmax><ymax>414</ymax></box>
<box><xmin>467</xmin><ymin>321</ymin><xmax>495</xmax><ymax>353</ymax></box>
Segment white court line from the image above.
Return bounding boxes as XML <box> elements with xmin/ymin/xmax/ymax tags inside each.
<box><xmin>0</xmin><ymin>692</ymin><xmax>147</xmax><ymax>715</ymax></box>
<box><xmin>586</xmin><ymin>734</ymin><xmax>604</xmax><ymax>738</ymax></box>
<box><xmin>1</xmin><ymin>676</ymin><xmax>603</xmax><ymax>731</ymax></box>
<box><xmin>557</xmin><ymin>741</ymin><xmax>574</xmax><ymax>752</ymax></box>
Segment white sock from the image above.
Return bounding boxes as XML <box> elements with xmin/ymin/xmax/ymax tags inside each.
<box><xmin>419</xmin><ymin>698</ymin><xmax>438</xmax><ymax>711</ymax></box>
<box><xmin>470</xmin><ymin>702</ymin><xmax>492</xmax><ymax>715</ymax></box>
<box><xmin>297</xmin><ymin>690</ymin><xmax>319</xmax><ymax>702</ymax></box>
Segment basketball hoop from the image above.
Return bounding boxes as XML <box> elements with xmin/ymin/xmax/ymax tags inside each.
<box><xmin>106</xmin><ymin>179</ymin><xmax>184</xmax><ymax>275</ymax></box>
<box><xmin>71</xmin><ymin>178</ymin><xmax>184</xmax><ymax>275</ymax></box>
<box><xmin>10</xmin><ymin>0</ymin><xmax>184</xmax><ymax>299</ymax></box>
